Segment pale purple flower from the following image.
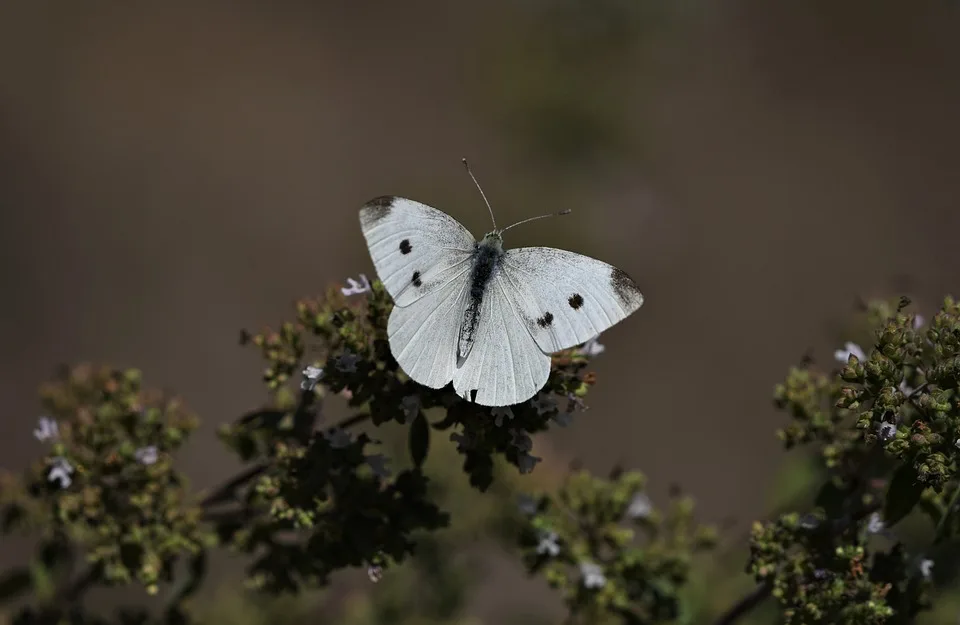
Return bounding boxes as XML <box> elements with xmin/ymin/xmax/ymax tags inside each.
<box><xmin>867</xmin><ymin>512</ymin><xmax>885</xmax><ymax>535</ymax></box>
<box><xmin>492</xmin><ymin>406</ymin><xmax>514</xmax><ymax>427</ymax></box>
<box><xmin>517</xmin><ymin>494</ymin><xmax>538</xmax><ymax>516</ymax></box>
<box><xmin>325</xmin><ymin>428</ymin><xmax>352</xmax><ymax>449</ymax></box>
<box><xmin>33</xmin><ymin>417</ymin><xmax>59</xmax><ymax>442</ymax></box>
<box><xmin>300</xmin><ymin>365</ymin><xmax>323</xmax><ymax>391</ymax></box>
<box><xmin>580</xmin><ymin>561</ymin><xmax>606</xmax><ymax>589</ymax></box>
<box><xmin>135</xmin><ymin>446</ymin><xmax>158</xmax><ymax>466</ymax></box>
<box><xmin>536</xmin><ymin>531</ymin><xmax>561</xmax><ymax>557</ymax></box>
<box><xmin>341</xmin><ymin>274</ymin><xmax>371</xmax><ymax>296</ymax></box>
<box><xmin>367</xmin><ymin>565</ymin><xmax>383</xmax><ymax>583</ymax></box>
<box><xmin>517</xmin><ymin>453</ymin><xmax>541</xmax><ymax>474</ymax></box>
<box><xmin>365</xmin><ymin>454</ymin><xmax>391</xmax><ymax>479</ymax></box>
<box><xmin>400</xmin><ymin>395</ymin><xmax>421</xmax><ymax>421</ymax></box>
<box><xmin>335</xmin><ymin>352</ymin><xmax>360</xmax><ymax>373</ymax></box>
<box><xmin>799</xmin><ymin>514</ymin><xmax>820</xmax><ymax>530</ymax></box>
<box><xmin>530</xmin><ymin>393</ymin><xmax>556</xmax><ymax>416</ymax></box>
<box><xmin>920</xmin><ymin>558</ymin><xmax>934</xmax><ymax>580</ymax></box>
<box><xmin>626</xmin><ymin>492</ymin><xmax>652</xmax><ymax>519</ymax></box>
<box><xmin>48</xmin><ymin>457</ymin><xmax>74</xmax><ymax>489</ymax></box>
<box><xmin>877</xmin><ymin>421</ymin><xmax>897</xmax><ymax>441</ymax></box>
<box><xmin>914</xmin><ymin>315</ymin><xmax>925</xmax><ymax>329</ymax></box>
<box><xmin>579</xmin><ymin>335</ymin><xmax>605</xmax><ymax>357</ymax></box>
<box><xmin>834</xmin><ymin>342</ymin><xmax>866</xmax><ymax>364</ymax></box>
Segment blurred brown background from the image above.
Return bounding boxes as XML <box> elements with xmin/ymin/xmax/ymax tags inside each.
<box><xmin>2</xmin><ymin>0</ymin><xmax>960</xmax><ymax>620</ymax></box>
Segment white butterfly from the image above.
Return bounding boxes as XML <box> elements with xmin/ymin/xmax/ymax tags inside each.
<box><xmin>358</xmin><ymin>164</ymin><xmax>644</xmax><ymax>407</ymax></box>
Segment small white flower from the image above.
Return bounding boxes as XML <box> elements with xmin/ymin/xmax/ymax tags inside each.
<box><xmin>580</xmin><ymin>561</ymin><xmax>606</xmax><ymax>589</ymax></box>
<box><xmin>877</xmin><ymin>421</ymin><xmax>897</xmax><ymax>441</ymax></box>
<box><xmin>579</xmin><ymin>335</ymin><xmax>605</xmax><ymax>357</ymax></box>
<box><xmin>536</xmin><ymin>531</ymin><xmax>561</xmax><ymax>557</ymax></box>
<box><xmin>135</xmin><ymin>446</ymin><xmax>158</xmax><ymax>466</ymax></box>
<box><xmin>33</xmin><ymin>417</ymin><xmax>59</xmax><ymax>442</ymax></box>
<box><xmin>365</xmin><ymin>454</ymin><xmax>391</xmax><ymax>479</ymax></box>
<box><xmin>336</xmin><ymin>352</ymin><xmax>360</xmax><ymax>373</ymax></box>
<box><xmin>324</xmin><ymin>428</ymin><xmax>352</xmax><ymax>449</ymax></box>
<box><xmin>920</xmin><ymin>558</ymin><xmax>934</xmax><ymax>580</ymax></box>
<box><xmin>530</xmin><ymin>393</ymin><xmax>556</xmax><ymax>416</ymax></box>
<box><xmin>341</xmin><ymin>274</ymin><xmax>371</xmax><ymax>296</ymax></box>
<box><xmin>300</xmin><ymin>365</ymin><xmax>324</xmax><ymax>391</ymax></box>
<box><xmin>834</xmin><ymin>342</ymin><xmax>866</xmax><ymax>364</ymax></box>
<box><xmin>517</xmin><ymin>494</ymin><xmax>538</xmax><ymax>516</ymax></box>
<box><xmin>492</xmin><ymin>406</ymin><xmax>514</xmax><ymax>427</ymax></box>
<box><xmin>367</xmin><ymin>565</ymin><xmax>384</xmax><ymax>583</ymax></box>
<box><xmin>400</xmin><ymin>395</ymin><xmax>421</xmax><ymax>421</ymax></box>
<box><xmin>48</xmin><ymin>457</ymin><xmax>74</xmax><ymax>489</ymax></box>
<box><xmin>813</xmin><ymin>568</ymin><xmax>829</xmax><ymax>579</ymax></box>
<box><xmin>914</xmin><ymin>314</ymin><xmax>925</xmax><ymax>329</ymax></box>
<box><xmin>955</xmin><ymin>438</ymin><xmax>960</xmax><ymax>450</ymax></box>
<box><xmin>626</xmin><ymin>493</ymin><xmax>652</xmax><ymax>520</ymax></box>
<box><xmin>899</xmin><ymin>380</ymin><xmax>914</xmax><ymax>396</ymax></box>
<box><xmin>867</xmin><ymin>512</ymin><xmax>885</xmax><ymax>535</ymax></box>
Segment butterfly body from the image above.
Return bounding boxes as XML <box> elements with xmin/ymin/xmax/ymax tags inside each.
<box><xmin>359</xmin><ymin>195</ymin><xmax>643</xmax><ymax>407</ymax></box>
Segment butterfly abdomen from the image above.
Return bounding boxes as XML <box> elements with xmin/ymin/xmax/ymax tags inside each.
<box><xmin>457</xmin><ymin>235</ymin><xmax>504</xmax><ymax>365</ymax></box>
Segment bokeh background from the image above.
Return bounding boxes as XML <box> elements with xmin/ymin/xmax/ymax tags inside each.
<box><xmin>3</xmin><ymin>1</ymin><xmax>960</xmax><ymax>623</ymax></box>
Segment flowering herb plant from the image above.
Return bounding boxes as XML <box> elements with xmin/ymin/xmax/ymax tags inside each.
<box><xmin>2</xmin><ymin>280</ymin><xmax>959</xmax><ymax>625</ymax></box>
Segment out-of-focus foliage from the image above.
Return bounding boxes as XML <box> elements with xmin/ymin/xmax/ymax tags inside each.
<box><xmin>1</xmin><ymin>277</ymin><xmax>714</xmax><ymax>625</ymax></box>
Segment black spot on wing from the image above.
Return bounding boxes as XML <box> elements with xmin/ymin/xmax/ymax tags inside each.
<box><xmin>610</xmin><ymin>268</ymin><xmax>643</xmax><ymax>308</ymax></box>
<box><xmin>359</xmin><ymin>195</ymin><xmax>396</xmax><ymax>227</ymax></box>
<box><xmin>568</xmin><ymin>293</ymin><xmax>584</xmax><ymax>310</ymax></box>
<box><xmin>536</xmin><ymin>311</ymin><xmax>554</xmax><ymax>328</ymax></box>
<box><xmin>411</xmin><ymin>270</ymin><xmax>422</xmax><ymax>287</ymax></box>
<box><xmin>399</xmin><ymin>239</ymin><xmax>412</xmax><ymax>255</ymax></box>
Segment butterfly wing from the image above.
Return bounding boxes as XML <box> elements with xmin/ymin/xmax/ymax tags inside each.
<box><xmin>498</xmin><ymin>247</ymin><xmax>644</xmax><ymax>353</ymax></box>
<box><xmin>387</xmin><ymin>271</ymin><xmax>471</xmax><ymax>389</ymax></box>
<box><xmin>359</xmin><ymin>196</ymin><xmax>476</xmax><ymax>307</ymax></box>
<box><xmin>451</xmin><ymin>272</ymin><xmax>552</xmax><ymax>407</ymax></box>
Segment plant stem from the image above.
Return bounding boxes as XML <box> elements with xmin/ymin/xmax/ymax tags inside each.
<box><xmin>711</xmin><ymin>581</ymin><xmax>772</xmax><ymax>625</ymax></box>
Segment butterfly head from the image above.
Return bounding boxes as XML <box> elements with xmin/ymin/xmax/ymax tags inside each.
<box><xmin>480</xmin><ymin>231</ymin><xmax>504</xmax><ymax>251</ymax></box>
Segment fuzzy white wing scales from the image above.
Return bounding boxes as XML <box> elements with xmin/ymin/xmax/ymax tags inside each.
<box><xmin>359</xmin><ymin>196</ymin><xmax>476</xmax><ymax>307</ymax></box>
<box><xmin>499</xmin><ymin>247</ymin><xmax>644</xmax><ymax>353</ymax></box>
<box><xmin>451</xmin><ymin>273</ymin><xmax>551</xmax><ymax>407</ymax></box>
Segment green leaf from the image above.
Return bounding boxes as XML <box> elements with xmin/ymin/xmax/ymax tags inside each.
<box><xmin>884</xmin><ymin>463</ymin><xmax>923</xmax><ymax>526</ymax></box>
<box><xmin>814</xmin><ymin>479</ymin><xmax>849</xmax><ymax>518</ymax></box>
<box><xmin>409</xmin><ymin>411</ymin><xmax>430</xmax><ymax>469</ymax></box>
<box><xmin>0</xmin><ymin>567</ymin><xmax>32</xmax><ymax>603</ymax></box>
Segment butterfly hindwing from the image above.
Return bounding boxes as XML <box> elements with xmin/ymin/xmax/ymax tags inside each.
<box><xmin>499</xmin><ymin>247</ymin><xmax>644</xmax><ymax>353</ymax></box>
<box><xmin>451</xmin><ymin>272</ymin><xmax>552</xmax><ymax>406</ymax></box>
<box><xmin>387</xmin><ymin>271</ymin><xmax>471</xmax><ymax>389</ymax></box>
<box><xmin>359</xmin><ymin>196</ymin><xmax>476</xmax><ymax>307</ymax></box>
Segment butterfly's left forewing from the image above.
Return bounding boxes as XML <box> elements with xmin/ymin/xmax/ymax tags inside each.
<box><xmin>359</xmin><ymin>196</ymin><xmax>476</xmax><ymax>307</ymax></box>
<box><xmin>498</xmin><ymin>247</ymin><xmax>644</xmax><ymax>353</ymax></box>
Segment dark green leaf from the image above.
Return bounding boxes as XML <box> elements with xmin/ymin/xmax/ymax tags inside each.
<box><xmin>409</xmin><ymin>412</ymin><xmax>430</xmax><ymax>469</ymax></box>
<box><xmin>814</xmin><ymin>479</ymin><xmax>849</xmax><ymax>518</ymax></box>
<box><xmin>884</xmin><ymin>463</ymin><xmax>923</xmax><ymax>526</ymax></box>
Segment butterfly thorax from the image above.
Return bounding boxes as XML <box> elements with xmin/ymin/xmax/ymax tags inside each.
<box><xmin>457</xmin><ymin>232</ymin><xmax>504</xmax><ymax>366</ymax></box>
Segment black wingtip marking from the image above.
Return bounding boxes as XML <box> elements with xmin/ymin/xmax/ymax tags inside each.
<box><xmin>568</xmin><ymin>293</ymin><xmax>584</xmax><ymax>310</ymax></box>
<box><xmin>536</xmin><ymin>311</ymin><xmax>554</xmax><ymax>328</ymax></box>
<box><xmin>360</xmin><ymin>195</ymin><xmax>396</xmax><ymax>226</ymax></box>
<box><xmin>610</xmin><ymin>268</ymin><xmax>644</xmax><ymax>308</ymax></box>
<box><xmin>399</xmin><ymin>238</ymin><xmax>412</xmax><ymax>255</ymax></box>
<box><xmin>411</xmin><ymin>270</ymin><xmax>422</xmax><ymax>287</ymax></box>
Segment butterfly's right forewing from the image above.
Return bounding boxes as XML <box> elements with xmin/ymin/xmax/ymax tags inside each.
<box><xmin>359</xmin><ymin>196</ymin><xmax>476</xmax><ymax>307</ymax></box>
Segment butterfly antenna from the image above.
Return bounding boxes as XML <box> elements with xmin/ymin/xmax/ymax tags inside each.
<box><xmin>462</xmin><ymin>158</ymin><xmax>497</xmax><ymax>230</ymax></box>
<box><xmin>501</xmin><ymin>209</ymin><xmax>572</xmax><ymax>235</ymax></box>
